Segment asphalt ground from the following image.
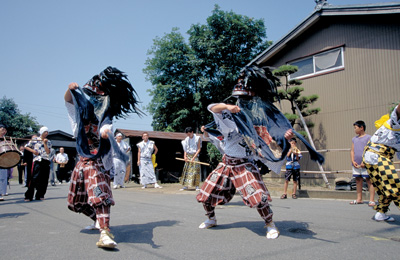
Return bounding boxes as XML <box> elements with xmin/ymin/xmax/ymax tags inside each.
<box><xmin>1</xmin><ymin>181</ymin><xmax>399</xmax><ymax>260</ymax></box>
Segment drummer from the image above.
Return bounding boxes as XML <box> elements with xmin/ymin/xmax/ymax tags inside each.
<box><xmin>24</xmin><ymin>126</ymin><xmax>52</xmax><ymax>201</ymax></box>
<box><xmin>0</xmin><ymin>123</ymin><xmax>8</xmax><ymax>201</ymax></box>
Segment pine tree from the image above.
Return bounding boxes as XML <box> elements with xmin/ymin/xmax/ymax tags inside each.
<box><xmin>273</xmin><ymin>65</ymin><xmax>321</xmax><ymax>137</ymax></box>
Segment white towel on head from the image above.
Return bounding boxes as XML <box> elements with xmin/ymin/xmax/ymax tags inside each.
<box><xmin>39</xmin><ymin>126</ymin><xmax>48</xmax><ymax>135</ymax></box>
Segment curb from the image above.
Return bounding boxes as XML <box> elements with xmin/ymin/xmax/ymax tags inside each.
<box><xmin>119</xmin><ymin>182</ymin><xmax>374</xmax><ymax>201</ymax></box>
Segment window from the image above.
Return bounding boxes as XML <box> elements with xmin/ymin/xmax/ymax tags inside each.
<box><xmin>289</xmin><ymin>47</ymin><xmax>344</xmax><ymax>79</ymax></box>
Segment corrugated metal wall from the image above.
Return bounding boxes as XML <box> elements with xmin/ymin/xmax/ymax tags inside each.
<box><xmin>264</xmin><ymin>15</ymin><xmax>400</xmax><ymax>181</ymax></box>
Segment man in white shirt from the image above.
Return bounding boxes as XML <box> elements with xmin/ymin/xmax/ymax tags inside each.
<box><xmin>180</xmin><ymin>127</ymin><xmax>201</xmax><ymax>191</ymax></box>
<box><xmin>56</xmin><ymin>147</ymin><xmax>69</xmax><ymax>183</ymax></box>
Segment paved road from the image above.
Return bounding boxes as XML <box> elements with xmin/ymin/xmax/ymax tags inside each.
<box><xmin>1</xmin><ymin>181</ymin><xmax>399</xmax><ymax>260</ymax></box>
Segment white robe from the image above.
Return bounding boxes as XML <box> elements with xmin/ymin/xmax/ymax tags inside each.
<box><xmin>137</xmin><ymin>140</ymin><xmax>157</xmax><ymax>185</ymax></box>
<box><xmin>113</xmin><ymin>140</ymin><xmax>130</xmax><ymax>186</ymax></box>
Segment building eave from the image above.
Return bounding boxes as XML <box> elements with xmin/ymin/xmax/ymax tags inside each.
<box><xmin>48</xmin><ymin>130</ymin><xmax>74</xmax><ymax>139</ymax></box>
<box><xmin>116</xmin><ymin>129</ymin><xmax>187</xmax><ymax>141</ymax></box>
<box><xmin>248</xmin><ymin>2</ymin><xmax>400</xmax><ymax>66</ymax></box>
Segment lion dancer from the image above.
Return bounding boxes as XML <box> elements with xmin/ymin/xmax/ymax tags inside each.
<box><xmin>197</xmin><ymin>66</ymin><xmax>324</xmax><ymax>239</ymax></box>
<box><xmin>64</xmin><ymin>67</ymin><xmax>142</xmax><ymax>248</ymax></box>
<box><xmin>363</xmin><ymin>103</ymin><xmax>400</xmax><ymax>222</ymax></box>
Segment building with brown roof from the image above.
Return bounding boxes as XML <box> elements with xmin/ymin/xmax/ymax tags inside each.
<box><xmin>116</xmin><ymin>129</ymin><xmax>210</xmax><ymax>183</ymax></box>
<box><xmin>248</xmin><ymin>2</ymin><xmax>400</xmax><ymax>184</ymax></box>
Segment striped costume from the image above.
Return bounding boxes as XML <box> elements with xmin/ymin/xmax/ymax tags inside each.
<box><xmin>180</xmin><ymin>134</ymin><xmax>201</xmax><ymax>188</ymax></box>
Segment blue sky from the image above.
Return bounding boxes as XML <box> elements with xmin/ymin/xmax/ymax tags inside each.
<box><xmin>0</xmin><ymin>0</ymin><xmax>379</xmax><ymax>135</ymax></box>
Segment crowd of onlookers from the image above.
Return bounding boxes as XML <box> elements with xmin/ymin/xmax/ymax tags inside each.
<box><xmin>0</xmin><ymin>125</ymin><xmax>72</xmax><ymax>202</ymax></box>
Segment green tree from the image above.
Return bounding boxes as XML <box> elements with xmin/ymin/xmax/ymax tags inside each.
<box><xmin>389</xmin><ymin>101</ymin><xmax>400</xmax><ymax>114</ymax></box>
<box><xmin>0</xmin><ymin>96</ymin><xmax>40</xmax><ymax>137</ymax></box>
<box><xmin>273</xmin><ymin>65</ymin><xmax>321</xmax><ymax>137</ymax></box>
<box><xmin>144</xmin><ymin>5</ymin><xmax>271</xmax><ymax>132</ymax></box>
<box><xmin>206</xmin><ymin>142</ymin><xmax>223</xmax><ymax>169</ymax></box>
<box><xmin>144</xmin><ymin>28</ymin><xmax>201</xmax><ymax>131</ymax></box>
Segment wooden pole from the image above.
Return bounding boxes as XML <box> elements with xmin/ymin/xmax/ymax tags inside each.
<box><xmin>294</xmin><ymin>102</ymin><xmax>331</xmax><ymax>188</ymax></box>
<box><xmin>175</xmin><ymin>157</ymin><xmax>210</xmax><ymax>166</ymax></box>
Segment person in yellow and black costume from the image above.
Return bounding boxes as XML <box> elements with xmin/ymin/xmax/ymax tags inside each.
<box><xmin>363</xmin><ymin>104</ymin><xmax>400</xmax><ymax>222</ymax></box>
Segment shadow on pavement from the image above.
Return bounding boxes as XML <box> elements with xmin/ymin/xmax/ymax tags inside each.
<box><xmin>0</xmin><ymin>212</ymin><xmax>29</xmax><ymax>219</ymax></box>
<box><xmin>82</xmin><ymin>220</ymin><xmax>179</xmax><ymax>249</ymax></box>
<box><xmin>212</xmin><ymin>220</ymin><xmax>338</xmax><ymax>242</ymax></box>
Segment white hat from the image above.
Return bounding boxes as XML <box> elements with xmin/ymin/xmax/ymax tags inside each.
<box><xmin>116</xmin><ymin>133</ymin><xmax>123</xmax><ymax>137</ymax></box>
<box><xmin>39</xmin><ymin>126</ymin><xmax>49</xmax><ymax>135</ymax></box>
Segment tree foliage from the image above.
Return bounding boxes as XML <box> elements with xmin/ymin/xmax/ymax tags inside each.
<box><xmin>144</xmin><ymin>5</ymin><xmax>271</xmax><ymax>132</ymax></box>
<box><xmin>389</xmin><ymin>101</ymin><xmax>400</xmax><ymax>114</ymax></box>
<box><xmin>144</xmin><ymin>28</ymin><xmax>200</xmax><ymax>131</ymax></box>
<box><xmin>205</xmin><ymin>142</ymin><xmax>223</xmax><ymax>169</ymax></box>
<box><xmin>0</xmin><ymin>96</ymin><xmax>41</xmax><ymax>138</ymax></box>
<box><xmin>273</xmin><ymin>65</ymin><xmax>321</xmax><ymax>137</ymax></box>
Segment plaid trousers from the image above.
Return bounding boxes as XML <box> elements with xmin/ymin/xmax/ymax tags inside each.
<box><xmin>197</xmin><ymin>155</ymin><xmax>273</xmax><ymax>224</ymax></box>
<box><xmin>67</xmin><ymin>157</ymin><xmax>114</xmax><ymax>230</ymax></box>
<box><xmin>363</xmin><ymin>142</ymin><xmax>400</xmax><ymax>213</ymax></box>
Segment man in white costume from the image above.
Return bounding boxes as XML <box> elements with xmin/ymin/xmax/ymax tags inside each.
<box><xmin>112</xmin><ymin>133</ymin><xmax>131</xmax><ymax>189</ymax></box>
<box><xmin>137</xmin><ymin>132</ymin><xmax>162</xmax><ymax>189</ymax></box>
<box><xmin>180</xmin><ymin>127</ymin><xmax>201</xmax><ymax>191</ymax></box>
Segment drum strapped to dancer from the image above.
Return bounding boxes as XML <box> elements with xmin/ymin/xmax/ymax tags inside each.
<box><xmin>1</xmin><ymin>123</ymin><xmax>19</xmax><ymax>201</ymax></box>
<box><xmin>0</xmin><ymin>137</ymin><xmax>22</xmax><ymax>169</ymax></box>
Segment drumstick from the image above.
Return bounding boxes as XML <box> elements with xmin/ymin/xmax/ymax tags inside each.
<box><xmin>10</xmin><ymin>137</ymin><xmax>22</xmax><ymax>154</ymax></box>
<box><xmin>175</xmin><ymin>157</ymin><xmax>210</xmax><ymax>166</ymax></box>
<box><xmin>2</xmin><ymin>137</ymin><xmax>22</xmax><ymax>155</ymax></box>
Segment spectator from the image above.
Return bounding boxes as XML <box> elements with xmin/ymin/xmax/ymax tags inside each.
<box><xmin>180</xmin><ymin>127</ymin><xmax>201</xmax><ymax>191</ymax></box>
<box><xmin>112</xmin><ymin>133</ymin><xmax>131</xmax><ymax>189</ymax></box>
<box><xmin>281</xmin><ymin>138</ymin><xmax>302</xmax><ymax>199</ymax></box>
<box><xmin>137</xmin><ymin>132</ymin><xmax>162</xmax><ymax>189</ymax></box>
<box><xmin>48</xmin><ymin>148</ymin><xmax>56</xmax><ymax>186</ymax></box>
<box><xmin>55</xmin><ymin>147</ymin><xmax>69</xmax><ymax>183</ymax></box>
<box><xmin>350</xmin><ymin>120</ymin><xmax>375</xmax><ymax>206</ymax></box>
<box><xmin>23</xmin><ymin>135</ymin><xmax>37</xmax><ymax>187</ymax></box>
<box><xmin>17</xmin><ymin>145</ymin><xmax>26</xmax><ymax>185</ymax></box>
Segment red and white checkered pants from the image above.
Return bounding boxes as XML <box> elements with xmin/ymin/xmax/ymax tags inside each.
<box><xmin>67</xmin><ymin>157</ymin><xmax>114</xmax><ymax>231</ymax></box>
<box><xmin>196</xmin><ymin>155</ymin><xmax>273</xmax><ymax>224</ymax></box>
